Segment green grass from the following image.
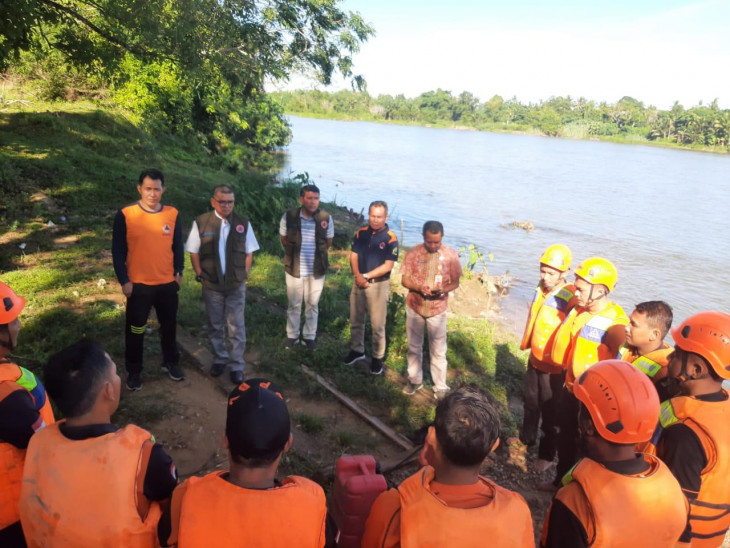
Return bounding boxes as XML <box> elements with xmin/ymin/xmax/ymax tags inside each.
<box><xmin>1</xmin><ymin>93</ymin><xmax>529</xmax><ymax>440</ymax></box>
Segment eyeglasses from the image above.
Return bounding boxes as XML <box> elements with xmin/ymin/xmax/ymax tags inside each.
<box><xmin>214</xmin><ymin>199</ymin><xmax>234</xmax><ymax>205</ymax></box>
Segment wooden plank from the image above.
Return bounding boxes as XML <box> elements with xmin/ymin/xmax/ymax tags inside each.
<box><xmin>300</xmin><ymin>364</ymin><xmax>414</xmax><ymax>451</ymax></box>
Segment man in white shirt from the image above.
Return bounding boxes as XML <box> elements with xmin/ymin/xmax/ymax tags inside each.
<box><xmin>279</xmin><ymin>184</ymin><xmax>334</xmax><ymax>350</ymax></box>
<box><xmin>186</xmin><ymin>185</ymin><xmax>259</xmax><ymax>384</ymax></box>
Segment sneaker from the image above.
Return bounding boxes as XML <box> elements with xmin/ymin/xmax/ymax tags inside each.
<box><xmin>402</xmin><ymin>382</ymin><xmax>424</xmax><ymax>395</ymax></box>
<box><xmin>162</xmin><ymin>362</ymin><xmax>185</xmax><ymax>381</ymax></box>
<box><xmin>284</xmin><ymin>337</ymin><xmax>298</xmax><ymax>349</ymax></box>
<box><xmin>433</xmin><ymin>387</ymin><xmax>451</xmax><ymax>401</ymax></box>
<box><xmin>210</xmin><ymin>362</ymin><xmax>226</xmax><ymax>377</ymax></box>
<box><xmin>370</xmin><ymin>358</ymin><xmax>384</xmax><ymax>375</ymax></box>
<box><xmin>343</xmin><ymin>350</ymin><xmax>366</xmax><ymax>365</ymax></box>
<box><xmin>126</xmin><ymin>373</ymin><xmax>142</xmax><ymax>391</ymax></box>
<box><xmin>303</xmin><ymin>339</ymin><xmax>317</xmax><ymax>350</ymax></box>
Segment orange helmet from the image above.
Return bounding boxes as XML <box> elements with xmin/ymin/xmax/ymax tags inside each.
<box><xmin>540</xmin><ymin>244</ymin><xmax>572</xmax><ymax>272</ymax></box>
<box><xmin>0</xmin><ymin>281</ymin><xmax>25</xmax><ymax>325</ymax></box>
<box><xmin>671</xmin><ymin>311</ymin><xmax>730</xmax><ymax>380</ymax></box>
<box><xmin>574</xmin><ymin>359</ymin><xmax>659</xmax><ymax>444</ymax></box>
<box><xmin>574</xmin><ymin>257</ymin><xmax>618</xmax><ymax>292</ymax></box>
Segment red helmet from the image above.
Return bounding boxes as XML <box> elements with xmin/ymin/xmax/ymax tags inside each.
<box><xmin>671</xmin><ymin>311</ymin><xmax>730</xmax><ymax>380</ymax></box>
<box><xmin>0</xmin><ymin>281</ymin><xmax>25</xmax><ymax>325</ymax></box>
<box><xmin>574</xmin><ymin>359</ymin><xmax>659</xmax><ymax>444</ymax></box>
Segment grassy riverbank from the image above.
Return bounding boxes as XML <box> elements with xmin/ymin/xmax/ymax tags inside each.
<box><xmin>0</xmin><ymin>97</ymin><xmax>527</xmax><ymax>439</ymax></box>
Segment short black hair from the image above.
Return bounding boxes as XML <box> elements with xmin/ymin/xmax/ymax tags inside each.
<box><xmin>213</xmin><ymin>184</ymin><xmax>234</xmax><ymax>196</ymax></box>
<box><xmin>300</xmin><ymin>184</ymin><xmax>320</xmax><ymax>197</ymax></box>
<box><xmin>138</xmin><ymin>168</ymin><xmax>165</xmax><ymax>186</ymax></box>
<box><xmin>369</xmin><ymin>200</ymin><xmax>388</xmax><ymax>215</ymax></box>
<box><xmin>43</xmin><ymin>341</ymin><xmax>113</xmax><ymax>418</ymax></box>
<box><xmin>434</xmin><ymin>386</ymin><xmax>501</xmax><ymax>467</ymax></box>
<box><xmin>635</xmin><ymin>301</ymin><xmax>673</xmax><ymax>339</ymax></box>
<box><xmin>422</xmin><ymin>221</ymin><xmax>444</xmax><ymax>237</ymax></box>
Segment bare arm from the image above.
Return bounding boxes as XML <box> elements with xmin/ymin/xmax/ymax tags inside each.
<box><xmin>279</xmin><ymin>235</ymin><xmax>287</xmax><ymax>248</ymax></box>
<box><xmin>326</xmin><ymin>237</ymin><xmax>333</xmax><ymax>249</ymax></box>
<box><xmin>245</xmin><ymin>252</ymin><xmax>253</xmax><ymax>278</ymax></box>
<box><xmin>350</xmin><ymin>252</ymin><xmax>369</xmax><ymax>288</ymax></box>
<box><xmin>364</xmin><ymin>260</ymin><xmax>395</xmax><ymax>280</ymax></box>
<box><xmin>190</xmin><ymin>253</ymin><xmax>202</xmax><ymax>277</ymax></box>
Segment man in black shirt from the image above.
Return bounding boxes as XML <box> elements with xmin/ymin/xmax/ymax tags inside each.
<box><xmin>19</xmin><ymin>341</ymin><xmax>178</xmax><ymax>545</ymax></box>
<box><xmin>655</xmin><ymin>312</ymin><xmax>730</xmax><ymax>547</ymax></box>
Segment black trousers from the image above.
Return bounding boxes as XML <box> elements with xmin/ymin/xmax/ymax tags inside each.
<box><xmin>521</xmin><ymin>363</ymin><xmax>564</xmax><ymax>461</ymax></box>
<box><xmin>125</xmin><ymin>281</ymin><xmax>179</xmax><ymax>373</ymax></box>
<box><xmin>555</xmin><ymin>387</ymin><xmax>581</xmax><ymax>485</ymax></box>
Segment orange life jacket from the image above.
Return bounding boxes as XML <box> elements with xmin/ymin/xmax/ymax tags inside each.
<box><xmin>0</xmin><ymin>362</ymin><xmax>54</xmax><ymax>530</ymax></box>
<box><xmin>558</xmin><ymin>455</ymin><xmax>688</xmax><ymax>547</ymax></box>
<box><xmin>656</xmin><ymin>392</ymin><xmax>730</xmax><ymax>548</ymax></box>
<box><xmin>520</xmin><ymin>283</ymin><xmax>576</xmax><ymax>374</ymax></box>
<box><xmin>619</xmin><ymin>344</ymin><xmax>672</xmax><ymax>382</ymax></box>
<box><xmin>170</xmin><ymin>471</ymin><xmax>327</xmax><ymax>547</ymax></box>
<box><xmin>551</xmin><ymin>302</ymin><xmax>628</xmax><ymax>390</ymax></box>
<box><xmin>19</xmin><ymin>421</ymin><xmax>161</xmax><ymax>548</ymax></box>
<box><xmin>398</xmin><ymin>466</ymin><xmax>533</xmax><ymax>548</ymax></box>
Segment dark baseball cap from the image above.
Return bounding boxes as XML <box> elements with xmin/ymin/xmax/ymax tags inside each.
<box><xmin>226</xmin><ymin>378</ymin><xmax>291</xmax><ymax>460</ymax></box>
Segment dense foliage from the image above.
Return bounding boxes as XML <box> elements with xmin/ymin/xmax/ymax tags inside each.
<box><xmin>273</xmin><ymin>89</ymin><xmax>730</xmax><ymax>151</ymax></box>
<box><xmin>1</xmin><ymin>0</ymin><xmax>373</xmax><ymax>165</ymax></box>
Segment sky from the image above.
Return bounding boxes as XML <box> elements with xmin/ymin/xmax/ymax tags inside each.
<box><xmin>276</xmin><ymin>0</ymin><xmax>730</xmax><ymax>109</ymax></box>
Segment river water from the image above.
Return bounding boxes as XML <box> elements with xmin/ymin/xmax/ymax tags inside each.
<box><xmin>280</xmin><ymin>115</ymin><xmax>730</xmax><ymax>338</ymax></box>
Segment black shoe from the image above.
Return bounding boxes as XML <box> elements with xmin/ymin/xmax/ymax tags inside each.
<box><xmin>370</xmin><ymin>358</ymin><xmax>384</xmax><ymax>375</ymax></box>
<box><xmin>162</xmin><ymin>363</ymin><xmax>185</xmax><ymax>381</ymax></box>
<box><xmin>303</xmin><ymin>339</ymin><xmax>317</xmax><ymax>350</ymax></box>
<box><xmin>343</xmin><ymin>350</ymin><xmax>366</xmax><ymax>365</ymax></box>
<box><xmin>126</xmin><ymin>373</ymin><xmax>142</xmax><ymax>391</ymax></box>
<box><xmin>210</xmin><ymin>363</ymin><xmax>226</xmax><ymax>377</ymax></box>
<box><xmin>284</xmin><ymin>337</ymin><xmax>298</xmax><ymax>349</ymax></box>
<box><xmin>230</xmin><ymin>370</ymin><xmax>243</xmax><ymax>384</ymax></box>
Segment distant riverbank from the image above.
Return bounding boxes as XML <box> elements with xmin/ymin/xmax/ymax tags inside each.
<box><xmin>272</xmin><ymin>89</ymin><xmax>730</xmax><ymax>156</ymax></box>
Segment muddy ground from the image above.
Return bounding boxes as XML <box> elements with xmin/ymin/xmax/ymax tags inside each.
<box><xmin>121</xmin><ymin>276</ymin><xmax>557</xmax><ymax>545</ymax></box>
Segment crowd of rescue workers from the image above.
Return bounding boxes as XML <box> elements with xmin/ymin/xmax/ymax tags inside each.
<box><xmin>1</xmin><ymin>168</ymin><xmax>729</xmax><ymax>547</ymax></box>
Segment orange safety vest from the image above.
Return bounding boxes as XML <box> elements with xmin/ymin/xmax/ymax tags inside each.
<box><xmin>0</xmin><ymin>362</ymin><xmax>54</xmax><ymax>530</ymax></box>
<box><xmin>656</xmin><ymin>392</ymin><xmax>730</xmax><ymax>547</ymax></box>
<box><xmin>171</xmin><ymin>471</ymin><xmax>327</xmax><ymax>547</ymax></box>
<box><xmin>520</xmin><ymin>283</ymin><xmax>576</xmax><ymax>374</ymax></box>
<box><xmin>19</xmin><ymin>421</ymin><xmax>161</xmax><ymax>547</ymax></box>
<box><xmin>619</xmin><ymin>344</ymin><xmax>672</xmax><ymax>382</ymax></box>
<box><xmin>558</xmin><ymin>455</ymin><xmax>688</xmax><ymax>547</ymax></box>
<box><xmin>398</xmin><ymin>466</ymin><xmax>533</xmax><ymax>548</ymax></box>
<box><xmin>551</xmin><ymin>302</ymin><xmax>628</xmax><ymax>390</ymax></box>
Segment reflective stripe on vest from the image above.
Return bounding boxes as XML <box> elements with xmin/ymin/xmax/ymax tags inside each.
<box><xmin>657</xmin><ymin>393</ymin><xmax>730</xmax><ymax>547</ymax></box>
<box><xmin>19</xmin><ymin>422</ymin><xmax>161</xmax><ymax>548</ymax></box>
<box><xmin>560</xmin><ymin>456</ymin><xmax>687</xmax><ymax>547</ymax></box>
<box><xmin>398</xmin><ymin>466</ymin><xmax>532</xmax><ymax>548</ymax></box>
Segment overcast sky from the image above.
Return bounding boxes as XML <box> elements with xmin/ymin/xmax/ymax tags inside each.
<box><xmin>276</xmin><ymin>0</ymin><xmax>730</xmax><ymax>109</ymax></box>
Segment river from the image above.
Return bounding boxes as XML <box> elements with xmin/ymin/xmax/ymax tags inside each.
<box><xmin>280</xmin><ymin>115</ymin><xmax>730</xmax><ymax>339</ymax></box>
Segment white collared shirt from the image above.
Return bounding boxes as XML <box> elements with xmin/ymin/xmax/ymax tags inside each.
<box><xmin>185</xmin><ymin>211</ymin><xmax>259</xmax><ymax>275</ymax></box>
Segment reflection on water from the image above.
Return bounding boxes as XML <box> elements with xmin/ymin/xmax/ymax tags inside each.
<box><xmin>281</xmin><ymin>116</ymin><xmax>730</xmax><ymax>335</ymax></box>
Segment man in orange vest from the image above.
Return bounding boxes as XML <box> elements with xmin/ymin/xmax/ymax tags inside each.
<box><xmin>550</xmin><ymin>257</ymin><xmax>628</xmax><ymax>487</ymax></box>
<box><xmin>519</xmin><ymin>244</ymin><xmax>576</xmax><ymax>473</ymax></box>
<box><xmin>619</xmin><ymin>300</ymin><xmax>674</xmax><ymax>400</ymax></box>
<box><xmin>541</xmin><ymin>360</ymin><xmax>688</xmax><ymax>547</ymax></box>
<box><xmin>362</xmin><ymin>386</ymin><xmax>534</xmax><ymax>547</ymax></box>
<box><xmin>654</xmin><ymin>312</ymin><xmax>730</xmax><ymax>547</ymax></box>
<box><xmin>0</xmin><ymin>281</ymin><xmax>54</xmax><ymax>547</ymax></box>
<box><xmin>19</xmin><ymin>341</ymin><xmax>178</xmax><ymax>547</ymax></box>
<box><xmin>158</xmin><ymin>378</ymin><xmax>330</xmax><ymax>547</ymax></box>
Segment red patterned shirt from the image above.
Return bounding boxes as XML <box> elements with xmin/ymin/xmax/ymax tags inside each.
<box><xmin>402</xmin><ymin>244</ymin><xmax>462</xmax><ymax>317</ymax></box>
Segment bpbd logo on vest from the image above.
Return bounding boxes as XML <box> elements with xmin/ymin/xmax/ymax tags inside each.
<box><xmin>162</xmin><ymin>224</ymin><xmax>171</xmax><ymax>235</ymax></box>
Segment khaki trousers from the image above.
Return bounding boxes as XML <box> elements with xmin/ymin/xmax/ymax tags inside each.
<box><xmin>349</xmin><ymin>280</ymin><xmax>390</xmax><ymax>359</ymax></box>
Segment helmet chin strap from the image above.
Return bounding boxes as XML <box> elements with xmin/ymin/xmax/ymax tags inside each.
<box><xmin>0</xmin><ymin>324</ymin><xmax>14</xmax><ymax>352</ymax></box>
<box><xmin>584</xmin><ymin>285</ymin><xmax>605</xmax><ymax>305</ymax></box>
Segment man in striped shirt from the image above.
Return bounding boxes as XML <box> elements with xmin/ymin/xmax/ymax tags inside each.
<box><xmin>279</xmin><ymin>184</ymin><xmax>334</xmax><ymax>350</ymax></box>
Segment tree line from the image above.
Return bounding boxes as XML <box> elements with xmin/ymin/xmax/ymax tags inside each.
<box><xmin>1</xmin><ymin>0</ymin><xmax>373</xmax><ymax>169</ymax></box>
<box><xmin>273</xmin><ymin>89</ymin><xmax>730</xmax><ymax>151</ymax></box>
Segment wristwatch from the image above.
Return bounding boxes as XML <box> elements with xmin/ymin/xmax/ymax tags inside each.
<box><xmin>363</xmin><ymin>273</ymin><xmax>370</xmax><ymax>281</ymax></box>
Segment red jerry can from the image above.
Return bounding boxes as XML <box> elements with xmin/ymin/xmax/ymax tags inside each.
<box><xmin>332</xmin><ymin>455</ymin><xmax>388</xmax><ymax>547</ymax></box>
